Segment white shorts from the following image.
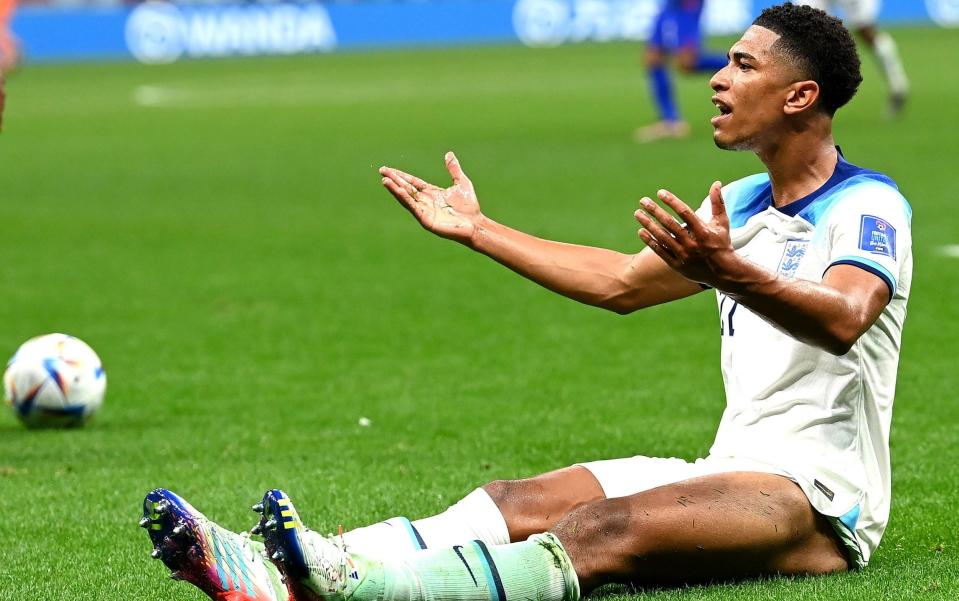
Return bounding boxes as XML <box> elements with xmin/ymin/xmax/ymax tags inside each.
<box><xmin>579</xmin><ymin>454</ymin><xmax>789</xmax><ymax>498</ymax></box>
<box><xmin>795</xmin><ymin>0</ymin><xmax>880</xmax><ymax>28</ymax></box>
<box><xmin>578</xmin><ymin>454</ymin><xmax>865</xmax><ymax>569</ymax></box>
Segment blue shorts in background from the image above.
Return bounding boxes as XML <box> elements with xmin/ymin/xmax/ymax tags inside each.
<box><xmin>648</xmin><ymin>2</ymin><xmax>704</xmax><ymax>52</ymax></box>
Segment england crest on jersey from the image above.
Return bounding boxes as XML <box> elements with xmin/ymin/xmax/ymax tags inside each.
<box><xmin>778</xmin><ymin>240</ymin><xmax>808</xmax><ymax>277</ymax></box>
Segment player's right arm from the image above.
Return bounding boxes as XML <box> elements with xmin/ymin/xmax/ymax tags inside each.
<box><xmin>379</xmin><ymin>152</ymin><xmax>702</xmax><ymax>314</ymax></box>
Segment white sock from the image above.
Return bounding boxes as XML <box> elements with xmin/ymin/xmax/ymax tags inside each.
<box><xmin>342</xmin><ymin>488</ymin><xmax>511</xmax><ymax>558</ymax></box>
<box><xmin>352</xmin><ymin>533</ymin><xmax>580</xmax><ymax>601</ymax></box>
<box><xmin>873</xmin><ymin>32</ymin><xmax>909</xmax><ymax>96</ymax></box>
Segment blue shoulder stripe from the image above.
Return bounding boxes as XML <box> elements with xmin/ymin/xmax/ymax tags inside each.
<box><xmin>828</xmin><ymin>256</ymin><xmax>897</xmax><ymax>300</ymax></box>
<box><xmin>725</xmin><ymin>173</ymin><xmax>772</xmax><ymax>229</ymax></box>
<box><xmin>726</xmin><ymin>152</ymin><xmax>904</xmax><ymax>229</ymax></box>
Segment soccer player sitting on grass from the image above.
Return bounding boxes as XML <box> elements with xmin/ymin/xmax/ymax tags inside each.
<box><xmin>141</xmin><ymin>5</ymin><xmax>912</xmax><ymax>600</ymax></box>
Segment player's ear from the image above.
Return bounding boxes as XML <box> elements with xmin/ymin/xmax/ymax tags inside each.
<box><xmin>783</xmin><ymin>79</ymin><xmax>820</xmax><ymax>115</ymax></box>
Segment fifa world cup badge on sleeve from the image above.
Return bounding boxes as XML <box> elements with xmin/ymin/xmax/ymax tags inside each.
<box><xmin>859</xmin><ymin>215</ymin><xmax>896</xmax><ymax>259</ymax></box>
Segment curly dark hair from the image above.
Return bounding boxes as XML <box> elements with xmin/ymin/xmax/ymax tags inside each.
<box><xmin>754</xmin><ymin>3</ymin><xmax>863</xmax><ymax>116</ymax></box>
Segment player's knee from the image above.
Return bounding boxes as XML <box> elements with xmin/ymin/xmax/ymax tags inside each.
<box><xmin>483</xmin><ymin>476</ymin><xmax>566</xmax><ymax>537</ymax></box>
<box><xmin>482</xmin><ymin>478</ymin><xmax>535</xmax><ymax>527</ymax></box>
<box><xmin>481</xmin><ymin>479</ymin><xmax>511</xmax><ymax>509</ymax></box>
<box><xmin>675</xmin><ymin>51</ymin><xmax>697</xmax><ymax>73</ymax></box>
<box><xmin>856</xmin><ymin>26</ymin><xmax>877</xmax><ymax>46</ymax></box>
<box><xmin>644</xmin><ymin>48</ymin><xmax>665</xmax><ymax>69</ymax></box>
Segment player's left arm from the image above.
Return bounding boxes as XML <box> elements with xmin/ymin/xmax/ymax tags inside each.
<box><xmin>637</xmin><ymin>181</ymin><xmax>890</xmax><ymax>356</ymax></box>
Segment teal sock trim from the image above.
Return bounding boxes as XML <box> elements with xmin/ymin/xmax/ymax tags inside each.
<box><xmin>470</xmin><ymin>540</ymin><xmax>506</xmax><ymax>601</ymax></box>
<box><xmin>396</xmin><ymin>517</ymin><xmax>428</xmax><ymax>550</ymax></box>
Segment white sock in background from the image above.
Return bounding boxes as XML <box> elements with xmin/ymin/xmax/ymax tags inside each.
<box><xmin>873</xmin><ymin>32</ymin><xmax>909</xmax><ymax>97</ymax></box>
<box><xmin>343</xmin><ymin>488</ymin><xmax>511</xmax><ymax>558</ymax></box>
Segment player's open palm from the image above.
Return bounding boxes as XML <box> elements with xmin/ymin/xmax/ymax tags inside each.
<box><xmin>380</xmin><ymin>152</ymin><xmax>482</xmax><ymax>245</ymax></box>
<box><xmin>635</xmin><ymin>181</ymin><xmax>737</xmax><ymax>287</ymax></box>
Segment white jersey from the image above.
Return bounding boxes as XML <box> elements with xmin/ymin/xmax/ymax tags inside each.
<box><xmin>794</xmin><ymin>0</ymin><xmax>880</xmax><ymax>28</ymax></box>
<box><xmin>698</xmin><ymin>152</ymin><xmax>912</xmax><ymax>565</ymax></box>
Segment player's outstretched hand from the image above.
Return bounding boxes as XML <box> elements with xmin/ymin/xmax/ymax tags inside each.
<box><xmin>380</xmin><ymin>152</ymin><xmax>482</xmax><ymax>245</ymax></box>
<box><xmin>634</xmin><ymin>181</ymin><xmax>739</xmax><ymax>287</ymax></box>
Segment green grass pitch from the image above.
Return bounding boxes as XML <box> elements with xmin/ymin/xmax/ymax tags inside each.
<box><xmin>0</xmin><ymin>26</ymin><xmax>957</xmax><ymax>600</ymax></box>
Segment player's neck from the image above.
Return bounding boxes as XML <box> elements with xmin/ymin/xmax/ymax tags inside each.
<box><xmin>757</xmin><ymin>132</ymin><xmax>838</xmax><ymax>208</ymax></box>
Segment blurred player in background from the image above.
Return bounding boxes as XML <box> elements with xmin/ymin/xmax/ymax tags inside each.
<box><xmin>634</xmin><ymin>0</ymin><xmax>728</xmax><ymax>142</ymax></box>
<box><xmin>795</xmin><ymin>0</ymin><xmax>908</xmax><ymax>114</ymax></box>
<box><xmin>0</xmin><ymin>0</ymin><xmax>18</xmax><ymax>72</ymax></box>
<box><xmin>0</xmin><ymin>74</ymin><xmax>6</xmax><ymax>131</ymax></box>
<box><xmin>141</xmin><ymin>5</ymin><xmax>911</xmax><ymax>601</ymax></box>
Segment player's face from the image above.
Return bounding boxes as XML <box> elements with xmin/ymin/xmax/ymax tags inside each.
<box><xmin>708</xmin><ymin>26</ymin><xmax>802</xmax><ymax>151</ymax></box>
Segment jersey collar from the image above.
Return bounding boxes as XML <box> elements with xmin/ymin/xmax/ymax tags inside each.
<box><xmin>768</xmin><ymin>148</ymin><xmax>896</xmax><ymax>220</ymax></box>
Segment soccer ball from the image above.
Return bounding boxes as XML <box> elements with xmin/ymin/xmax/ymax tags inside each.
<box><xmin>4</xmin><ymin>333</ymin><xmax>107</xmax><ymax>428</ymax></box>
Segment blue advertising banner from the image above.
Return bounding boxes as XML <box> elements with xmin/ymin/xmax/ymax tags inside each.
<box><xmin>11</xmin><ymin>0</ymin><xmax>959</xmax><ymax>64</ymax></box>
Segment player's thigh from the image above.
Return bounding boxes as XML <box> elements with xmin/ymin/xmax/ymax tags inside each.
<box><xmin>674</xmin><ymin>47</ymin><xmax>699</xmax><ymax>73</ymax></box>
<box><xmin>648</xmin><ymin>9</ymin><xmax>681</xmax><ymax>53</ymax></box>
<box><xmin>483</xmin><ymin>465</ymin><xmax>605</xmax><ymax>541</ymax></box>
<box><xmin>486</xmin><ymin>455</ymin><xmax>706</xmax><ymax>541</ymax></box>
<box><xmin>552</xmin><ymin>471</ymin><xmax>849</xmax><ymax>590</ymax></box>
<box><xmin>673</xmin><ymin>8</ymin><xmax>703</xmax><ymax>55</ymax></box>
<box><xmin>839</xmin><ymin>0</ymin><xmax>879</xmax><ymax>29</ymax></box>
<box><xmin>794</xmin><ymin>0</ymin><xmax>831</xmax><ymax>12</ymax></box>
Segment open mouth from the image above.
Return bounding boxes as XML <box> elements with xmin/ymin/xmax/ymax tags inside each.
<box><xmin>711</xmin><ymin>96</ymin><xmax>733</xmax><ymax>126</ymax></box>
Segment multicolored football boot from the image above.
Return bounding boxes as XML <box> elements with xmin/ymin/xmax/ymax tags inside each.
<box><xmin>141</xmin><ymin>488</ymin><xmax>291</xmax><ymax>601</ymax></box>
<box><xmin>252</xmin><ymin>489</ymin><xmax>375</xmax><ymax>601</ymax></box>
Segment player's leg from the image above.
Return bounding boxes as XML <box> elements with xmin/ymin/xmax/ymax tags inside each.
<box><xmin>813</xmin><ymin>0</ymin><xmax>907</xmax><ymax>114</ymax></box>
<box><xmin>672</xmin><ymin>6</ymin><xmax>725</xmax><ymax>75</ymax></box>
<box><xmin>140</xmin><ymin>489</ymin><xmax>291</xmax><ymax>601</ymax></box>
<box><xmin>852</xmin><ymin>20</ymin><xmax>908</xmax><ymax>114</ymax></box>
<box><xmin>635</xmin><ymin>8</ymin><xmax>693</xmax><ymax>142</ymax></box>
<box><xmin>481</xmin><ymin>465</ymin><xmax>606</xmax><ymax>540</ymax></box>
<box><xmin>256</xmin><ymin>488</ymin><xmax>580</xmax><ymax>601</ymax></box>
<box><xmin>555</xmin><ymin>471</ymin><xmax>849</xmax><ymax>591</ymax></box>
<box><xmin>338</xmin><ymin>466</ymin><xmax>604</xmax><ymax>557</ymax></box>
<box><xmin>644</xmin><ymin>46</ymin><xmax>680</xmax><ymax>122</ymax></box>
<box><xmin>0</xmin><ymin>0</ymin><xmax>20</xmax><ymax>73</ymax></box>
<box><xmin>262</xmin><ymin>456</ymin><xmax>693</xmax><ymax>599</ymax></box>
<box><xmin>353</xmin><ymin>455</ymin><xmax>711</xmax><ymax>552</ymax></box>
<box><xmin>675</xmin><ymin>47</ymin><xmax>726</xmax><ymax>75</ymax></box>
<box><xmin>635</xmin><ymin>47</ymin><xmax>691</xmax><ymax>143</ymax></box>
<box><xmin>257</xmin><ymin>471</ymin><xmax>847</xmax><ymax>601</ymax></box>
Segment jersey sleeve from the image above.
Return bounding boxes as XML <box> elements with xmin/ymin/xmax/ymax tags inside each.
<box><xmin>822</xmin><ymin>180</ymin><xmax>912</xmax><ymax>300</ymax></box>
